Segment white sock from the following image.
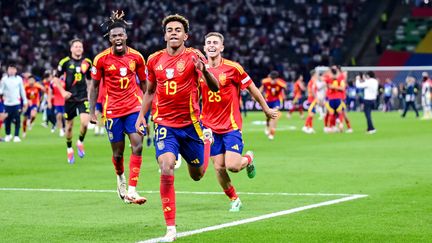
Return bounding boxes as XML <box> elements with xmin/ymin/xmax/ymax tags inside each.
<box><xmin>128</xmin><ymin>186</ymin><xmax>136</xmax><ymax>194</ymax></box>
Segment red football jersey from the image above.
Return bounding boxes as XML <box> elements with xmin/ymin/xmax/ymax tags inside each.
<box><xmin>261</xmin><ymin>78</ymin><xmax>287</xmax><ymax>102</ymax></box>
<box><xmin>25</xmin><ymin>83</ymin><xmax>44</xmax><ymax>106</ymax></box>
<box><xmin>200</xmin><ymin>58</ymin><xmax>252</xmax><ymax>134</ymax></box>
<box><xmin>51</xmin><ymin>79</ymin><xmax>66</xmax><ymax>106</ymax></box>
<box><xmin>96</xmin><ymin>78</ymin><xmax>106</xmax><ymax>104</ymax></box>
<box><xmin>324</xmin><ymin>74</ymin><xmax>345</xmax><ymax>100</ymax></box>
<box><xmin>91</xmin><ymin>47</ymin><xmax>146</xmax><ymax>119</ymax></box>
<box><xmin>307</xmin><ymin>78</ymin><xmax>317</xmax><ymax>103</ymax></box>
<box><xmin>147</xmin><ymin>48</ymin><xmax>204</xmax><ymax>128</ymax></box>
<box><xmin>293</xmin><ymin>80</ymin><xmax>305</xmax><ymax>99</ymax></box>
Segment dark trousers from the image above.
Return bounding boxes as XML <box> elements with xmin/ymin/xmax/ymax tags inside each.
<box><xmin>402</xmin><ymin>101</ymin><xmax>419</xmax><ymax>117</ymax></box>
<box><xmin>363</xmin><ymin>99</ymin><xmax>375</xmax><ymax>131</ymax></box>
<box><xmin>4</xmin><ymin>105</ymin><xmax>21</xmax><ymax>136</ymax></box>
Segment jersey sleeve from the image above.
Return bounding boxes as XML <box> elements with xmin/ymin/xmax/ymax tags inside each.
<box><xmin>146</xmin><ymin>56</ymin><xmax>156</xmax><ymax>83</ymax></box>
<box><xmin>91</xmin><ymin>56</ymin><xmax>103</xmax><ymax>81</ymax></box>
<box><xmin>232</xmin><ymin>63</ymin><xmax>252</xmax><ymax>90</ymax></box>
<box><xmin>135</xmin><ymin>53</ymin><xmax>147</xmax><ymax>82</ymax></box>
<box><xmin>56</xmin><ymin>57</ymin><xmax>69</xmax><ymax>78</ymax></box>
<box><xmin>85</xmin><ymin>58</ymin><xmax>92</xmax><ymax>80</ymax></box>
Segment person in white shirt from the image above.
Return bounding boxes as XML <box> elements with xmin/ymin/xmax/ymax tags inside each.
<box><xmin>355</xmin><ymin>71</ymin><xmax>378</xmax><ymax>134</ymax></box>
<box><xmin>0</xmin><ymin>63</ymin><xmax>28</xmax><ymax>142</ymax></box>
<box><xmin>421</xmin><ymin>72</ymin><xmax>431</xmax><ymax>120</ymax></box>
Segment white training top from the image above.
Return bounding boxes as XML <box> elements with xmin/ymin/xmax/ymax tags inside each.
<box><xmin>0</xmin><ymin>75</ymin><xmax>28</xmax><ymax>106</ymax></box>
<box><xmin>356</xmin><ymin>77</ymin><xmax>378</xmax><ymax>100</ymax></box>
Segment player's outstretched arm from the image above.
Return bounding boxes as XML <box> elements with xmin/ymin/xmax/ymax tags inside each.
<box><xmin>247</xmin><ymin>82</ymin><xmax>278</xmax><ymax>119</ymax></box>
<box><xmin>89</xmin><ymin>78</ymin><xmax>100</xmax><ymax>124</ymax></box>
<box><xmin>135</xmin><ymin>81</ymin><xmax>156</xmax><ymax>135</ymax></box>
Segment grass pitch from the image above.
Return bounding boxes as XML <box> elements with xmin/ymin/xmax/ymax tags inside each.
<box><xmin>0</xmin><ymin>111</ymin><xmax>431</xmax><ymax>242</ymax></box>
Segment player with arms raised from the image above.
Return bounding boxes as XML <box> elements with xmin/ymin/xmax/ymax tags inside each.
<box><xmin>89</xmin><ymin>11</ymin><xmax>147</xmax><ymax>205</ymax></box>
<box><xmin>201</xmin><ymin>32</ymin><xmax>278</xmax><ymax>212</ymax></box>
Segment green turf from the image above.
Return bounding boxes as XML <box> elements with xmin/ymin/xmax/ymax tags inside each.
<box><xmin>0</xmin><ymin>111</ymin><xmax>431</xmax><ymax>242</ymax></box>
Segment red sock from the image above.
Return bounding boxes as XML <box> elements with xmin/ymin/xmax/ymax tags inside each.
<box><xmin>22</xmin><ymin>119</ymin><xmax>27</xmax><ymax>132</ymax></box>
<box><xmin>324</xmin><ymin>113</ymin><xmax>329</xmax><ymax>127</ymax></box>
<box><xmin>203</xmin><ymin>140</ymin><xmax>211</xmax><ymax>173</ymax></box>
<box><xmin>243</xmin><ymin>154</ymin><xmax>252</xmax><ymax>165</ymax></box>
<box><xmin>129</xmin><ymin>154</ymin><xmax>142</xmax><ymax>187</ymax></box>
<box><xmin>299</xmin><ymin>107</ymin><xmax>304</xmax><ymax>115</ymax></box>
<box><xmin>329</xmin><ymin>114</ymin><xmax>336</xmax><ymax>127</ymax></box>
<box><xmin>0</xmin><ymin>120</ymin><xmax>3</xmax><ymax>129</ymax></box>
<box><xmin>345</xmin><ymin>116</ymin><xmax>351</xmax><ymax>129</ymax></box>
<box><xmin>305</xmin><ymin>116</ymin><xmax>312</xmax><ymax>127</ymax></box>
<box><xmin>30</xmin><ymin>116</ymin><xmax>36</xmax><ymax>124</ymax></box>
<box><xmin>224</xmin><ymin>186</ymin><xmax>238</xmax><ymax>200</ymax></box>
<box><xmin>160</xmin><ymin>175</ymin><xmax>176</xmax><ymax>226</ymax></box>
<box><xmin>338</xmin><ymin>113</ymin><xmax>344</xmax><ymax>124</ymax></box>
<box><xmin>112</xmin><ymin>156</ymin><xmax>124</xmax><ymax>175</ymax></box>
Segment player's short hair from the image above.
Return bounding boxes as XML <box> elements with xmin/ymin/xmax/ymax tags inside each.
<box><xmin>101</xmin><ymin>10</ymin><xmax>131</xmax><ymax>37</ymax></box>
<box><xmin>69</xmin><ymin>38</ymin><xmax>83</xmax><ymax>47</ymax></box>
<box><xmin>310</xmin><ymin>69</ymin><xmax>316</xmax><ymax>75</ymax></box>
<box><xmin>269</xmin><ymin>71</ymin><xmax>279</xmax><ymax>79</ymax></box>
<box><xmin>205</xmin><ymin>32</ymin><xmax>224</xmax><ymax>43</ymax></box>
<box><xmin>162</xmin><ymin>14</ymin><xmax>189</xmax><ymax>33</ymax></box>
<box><xmin>367</xmin><ymin>71</ymin><xmax>375</xmax><ymax>78</ymax></box>
<box><xmin>7</xmin><ymin>61</ymin><xmax>17</xmax><ymax>68</ymax></box>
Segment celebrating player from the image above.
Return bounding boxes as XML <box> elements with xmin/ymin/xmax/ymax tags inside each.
<box><xmin>302</xmin><ymin>70</ymin><xmax>318</xmax><ymax>134</ymax></box>
<box><xmin>53</xmin><ymin>39</ymin><xmax>92</xmax><ymax>163</ymax></box>
<box><xmin>89</xmin><ymin>10</ymin><xmax>147</xmax><ymax>205</ymax></box>
<box><xmin>260</xmin><ymin>71</ymin><xmax>286</xmax><ymax>140</ymax></box>
<box><xmin>22</xmin><ymin>75</ymin><xmax>45</xmax><ymax>137</ymax></box>
<box><xmin>135</xmin><ymin>14</ymin><xmax>219</xmax><ymax>242</ymax></box>
<box><xmin>201</xmin><ymin>32</ymin><xmax>278</xmax><ymax>211</ymax></box>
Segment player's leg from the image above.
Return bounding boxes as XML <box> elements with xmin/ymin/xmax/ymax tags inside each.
<box><xmin>76</xmin><ymin>101</ymin><xmax>90</xmax><ymax>158</ymax></box>
<box><xmin>64</xmin><ymin>102</ymin><xmax>76</xmax><ymax>164</ymax></box>
<box><xmin>124</xmin><ymin>112</ymin><xmax>146</xmax><ymax>204</ymax></box>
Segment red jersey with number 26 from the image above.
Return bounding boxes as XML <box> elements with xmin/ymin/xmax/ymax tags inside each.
<box><xmin>91</xmin><ymin>47</ymin><xmax>146</xmax><ymax>119</ymax></box>
<box><xmin>200</xmin><ymin>58</ymin><xmax>252</xmax><ymax>134</ymax></box>
<box><xmin>147</xmin><ymin>48</ymin><xmax>203</xmax><ymax>128</ymax></box>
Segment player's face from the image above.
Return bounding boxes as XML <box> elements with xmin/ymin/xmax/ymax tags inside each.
<box><xmin>204</xmin><ymin>36</ymin><xmax>224</xmax><ymax>58</ymax></box>
<box><xmin>70</xmin><ymin>41</ymin><xmax>84</xmax><ymax>58</ymax></box>
<box><xmin>109</xmin><ymin>27</ymin><xmax>128</xmax><ymax>55</ymax></box>
<box><xmin>164</xmin><ymin>21</ymin><xmax>188</xmax><ymax>49</ymax></box>
<box><xmin>28</xmin><ymin>77</ymin><xmax>35</xmax><ymax>85</ymax></box>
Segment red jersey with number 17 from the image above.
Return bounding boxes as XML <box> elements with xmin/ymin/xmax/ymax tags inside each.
<box><xmin>91</xmin><ymin>47</ymin><xmax>146</xmax><ymax>119</ymax></box>
<box><xmin>147</xmin><ymin>48</ymin><xmax>203</xmax><ymax>128</ymax></box>
<box><xmin>200</xmin><ymin>58</ymin><xmax>252</xmax><ymax>134</ymax></box>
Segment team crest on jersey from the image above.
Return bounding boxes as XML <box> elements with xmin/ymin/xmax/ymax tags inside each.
<box><xmin>157</xmin><ymin>140</ymin><xmax>165</xmax><ymax>150</ymax></box>
<box><xmin>176</xmin><ymin>60</ymin><xmax>185</xmax><ymax>73</ymax></box>
<box><xmin>81</xmin><ymin>62</ymin><xmax>89</xmax><ymax>73</ymax></box>
<box><xmin>219</xmin><ymin>73</ymin><xmax>227</xmax><ymax>85</ymax></box>
<box><xmin>166</xmin><ymin>68</ymin><xmax>174</xmax><ymax>79</ymax></box>
<box><xmin>120</xmin><ymin>67</ymin><xmax>127</xmax><ymax>77</ymax></box>
<box><xmin>129</xmin><ymin>60</ymin><xmax>136</xmax><ymax>72</ymax></box>
<box><xmin>75</xmin><ymin>66</ymin><xmax>81</xmax><ymax>73</ymax></box>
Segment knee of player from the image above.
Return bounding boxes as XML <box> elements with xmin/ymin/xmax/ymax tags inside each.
<box><xmin>190</xmin><ymin>174</ymin><xmax>203</xmax><ymax>181</ymax></box>
<box><xmin>131</xmin><ymin>144</ymin><xmax>143</xmax><ymax>154</ymax></box>
<box><xmin>226</xmin><ymin>164</ymin><xmax>241</xmax><ymax>173</ymax></box>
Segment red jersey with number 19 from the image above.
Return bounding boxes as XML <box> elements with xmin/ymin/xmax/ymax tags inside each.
<box><xmin>91</xmin><ymin>47</ymin><xmax>146</xmax><ymax>119</ymax></box>
<box><xmin>200</xmin><ymin>58</ymin><xmax>252</xmax><ymax>134</ymax></box>
<box><xmin>147</xmin><ymin>48</ymin><xmax>203</xmax><ymax>128</ymax></box>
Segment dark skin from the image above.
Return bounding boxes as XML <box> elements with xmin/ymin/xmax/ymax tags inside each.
<box><xmin>89</xmin><ymin>27</ymin><xmax>145</xmax><ymax>166</ymax></box>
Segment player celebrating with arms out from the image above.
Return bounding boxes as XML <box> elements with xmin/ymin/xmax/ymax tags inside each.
<box><xmin>135</xmin><ymin>14</ymin><xmax>219</xmax><ymax>242</ymax></box>
<box><xmin>89</xmin><ymin>11</ymin><xmax>147</xmax><ymax>205</ymax></box>
<box><xmin>201</xmin><ymin>32</ymin><xmax>278</xmax><ymax>212</ymax></box>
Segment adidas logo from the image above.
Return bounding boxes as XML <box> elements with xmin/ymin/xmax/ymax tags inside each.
<box><xmin>231</xmin><ymin>144</ymin><xmax>239</xmax><ymax>151</ymax></box>
<box><xmin>108</xmin><ymin>64</ymin><xmax>116</xmax><ymax>71</ymax></box>
<box><xmin>156</xmin><ymin>64</ymin><xmax>163</xmax><ymax>71</ymax></box>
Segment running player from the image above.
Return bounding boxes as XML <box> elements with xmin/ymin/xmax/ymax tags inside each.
<box><xmin>54</xmin><ymin>39</ymin><xmax>92</xmax><ymax>163</ymax></box>
<box><xmin>201</xmin><ymin>32</ymin><xmax>278</xmax><ymax>212</ymax></box>
<box><xmin>288</xmin><ymin>74</ymin><xmax>306</xmax><ymax>119</ymax></box>
<box><xmin>89</xmin><ymin>10</ymin><xmax>147</xmax><ymax>204</ymax></box>
<box><xmin>260</xmin><ymin>71</ymin><xmax>286</xmax><ymax>140</ymax></box>
<box><xmin>135</xmin><ymin>14</ymin><xmax>219</xmax><ymax>242</ymax></box>
<box><xmin>302</xmin><ymin>70</ymin><xmax>318</xmax><ymax>134</ymax></box>
<box><xmin>22</xmin><ymin>75</ymin><xmax>45</xmax><ymax>137</ymax></box>
<box><xmin>48</xmin><ymin>72</ymin><xmax>66</xmax><ymax>137</ymax></box>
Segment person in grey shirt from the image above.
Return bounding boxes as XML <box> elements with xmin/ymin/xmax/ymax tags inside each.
<box><xmin>0</xmin><ymin>63</ymin><xmax>28</xmax><ymax>142</ymax></box>
<box><xmin>355</xmin><ymin>71</ymin><xmax>379</xmax><ymax>134</ymax></box>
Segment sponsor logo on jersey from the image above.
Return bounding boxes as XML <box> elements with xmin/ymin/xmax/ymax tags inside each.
<box><xmin>120</xmin><ymin>67</ymin><xmax>127</xmax><ymax>77</ymax></box>
<box><xmin>231</xmin><ymin>144</ymin><xmax>239</xmax><ymax>151</ymax></box>
<box><xmin>107</xmin><ymin>64</ymin><xmax>116</xmax><ymax>71</ymax></box>
<box><xmin>176</xmin><ymin>60</ymin><xmax>185</xmax><ymax>72</ymax></box>
<box><xmin>156</xmin><ymin>64</ymin><xmax>163</xmax><ymax>71</ymax></box>
<box><xmin>166</xmin><ymin>68</ymin><xmax>174</xmax><ymax>79</ymax></box>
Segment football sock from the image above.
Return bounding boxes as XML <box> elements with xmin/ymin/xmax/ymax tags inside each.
<box><xmin>243</xmin><ymin>154</ymin><xmax>252</xmax><ymax>165</ymax></box>
<box><xmin>338</xmin><ymin>113</ymin><xmax>344</xmax><ymax>124</ymax></box>
<box><xmin>112</xmin><ymin>156</ymin><xmax>124</xmax><ymax>175</ymax></box>
<box><xmin>66</xmin><ymin>138</ymin><xmax>72</xmax><ymax>148</ymax></box>
<box><xmin>203</xmin><ymin>140</ymin><xmax>211</xmax><ymax>173</ymax></box>
<box><xmin>224</xmin><ymin>186</ymin><xmax>238</xmax><ymax>200</ymax></box>
<box><xmin>79</xmin><ymin>134</ymin><xmax>85</xmax><ymax>143</ymax></box>
<box><xmin>345</xmin><ymin>116</ymin><xmax>351</xmax><ymax>129</ymax></box>
<box><xmin>160</xmin><ymin>175</ymin><xmax>175</xmax><ymax>226</ymax></box>
<box><xmin>128</xmin><ymin>154</ymin><xmax>142</xmax><ymax>187</ymax></box>
<box><xmin>22</xmin><ymin>119</ymin><xmax>27</xmax><ymax>132</ymax></box>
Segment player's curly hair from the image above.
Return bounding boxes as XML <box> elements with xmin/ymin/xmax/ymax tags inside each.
<box><xmin>101</xmin><ymin>10</ymin><xmax>131</xmax><ymax>37</ymax></box>
<box><xmin>162</xmin><ymin>14</ymin><xmax>189</xmax><ymax>33</ymax></box>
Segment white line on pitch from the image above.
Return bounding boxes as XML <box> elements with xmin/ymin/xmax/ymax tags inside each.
<box><xmin>0</xmin><ymin>188</ymin><xmax>352</xmax><ymax>197</ymax></box>
<box><xmin>137</xmin><ymin>194</ymin><xmax>368</xmax><ymax>243</ymax></box>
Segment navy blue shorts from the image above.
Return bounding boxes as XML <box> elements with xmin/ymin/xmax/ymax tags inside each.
<box><xmin>0</xmin><ymin>102</ymin><xmax>4</xmax><ymax>113</ymax></box>
<box><xmin>96</xmin><ymin>102</ymin><xmax>103</xmax><ymax>112</ymax></box>
<box><xmin>105</xmin><ymin>112</ymin><xmax>139</xmax><ymax>143</ymax></box>
<box><xmin>326</xmin><ymin>99</ymin><xmax>344</xmax><ymax>113</ymax></box>
<box><xmin>154</xmin><ymin>124</ymin><xmax>204</xmax><ymax>167</ymax></box>
<box><xmin>267</xmin><ymin>100</ymin><xmax>281</xmax><ymax>109</ymax></box>
<box><xmin>210</xmin><ymin>130</ymin><xmax>244</xmax><ymax>156</ymax></box>
<box><xmin>54</xmin><ymin>105</ymin><xmax>65</xmax><ymax>115</ymax></box>
<box><xmin>24</xmin><ymin>105</ymin><xmax>38</xmax><ymax>117</ymax></box>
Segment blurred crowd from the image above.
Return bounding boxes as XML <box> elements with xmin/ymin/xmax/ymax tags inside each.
<box><xmin>0</xmin><ymin>0</ymin><xmax>366</xmax><ymax>84</ymax></box>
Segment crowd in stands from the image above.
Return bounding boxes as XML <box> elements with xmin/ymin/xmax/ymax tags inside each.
<box><xmin>1</xmin><ymin>0</ymin><xmax>367</xmax><ymax>84</ymax></box>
